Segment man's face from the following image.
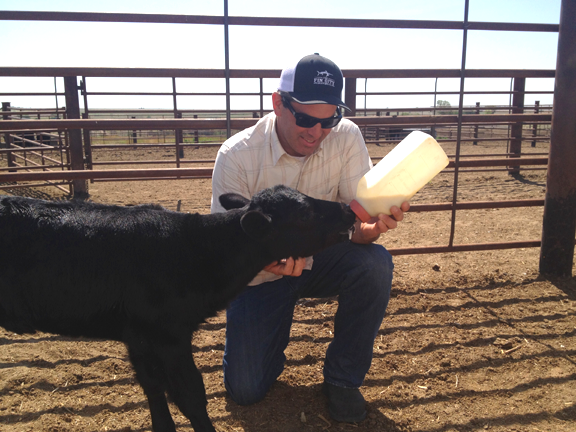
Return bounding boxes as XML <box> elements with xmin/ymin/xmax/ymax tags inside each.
<box><xmin>273</xmin><ymin>92</ymin><xmax>338</xmax><ymax>157</ymax></box>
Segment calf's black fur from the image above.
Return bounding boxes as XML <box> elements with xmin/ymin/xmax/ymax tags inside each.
<box><xmin>0</xmin><ymin>185</ymin><xmax>356</xmax><ymax>432</ymax></box>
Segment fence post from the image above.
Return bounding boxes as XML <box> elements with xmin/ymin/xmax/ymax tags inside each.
<box><xmin>375</xmin><ymin>111</ymin><xmax>381</xmax><ymax>146</ymax></box>
<box><xmin>344</xmin><ymin>77</ymin><xmax>357</xmax><ymax>117</ymax></box>
<box><xmin>532</xmin><ymin>100</ymin><xmax>539</xmax><ymax>147</ymax></box>
<box><xmin>82</xmin><ymin>112</ymin><xmax>93</xmax><ymax>180</ymax></box>
<box><xmin>64</xmin><ymin>76</ymin><xmax>88</xmax><ymax>199</ymax></box>
<box><xmin>131</xmin><ymin>116</ymin><xmax>138</xmax><ymax>144</ymax></box>
<box><xmin>2</xmin><ymin>102</ymin><xmax>17</xmax><ymax>172</ymax></box>
<box><xmin>259</xmin><ymin>77</ymin><xmax>264</xmax><ymax>118</ymax></box>
<box><xmin>540</xmin><ymin>0</ymin><xmax>576</xmax><ymax>277</ymax></box>
<box><xmin>473</xmin><ymin>102</ymin><xmax>480</xmax><ymax>145</ymax></box>
<box><xmin>508</xmin><ymin>77</ymin><xmax>525</xmax><ymax>175</ymax></box>
<box><xmin>2</xmin><ymin>101</ymin><xmax>10</xmax><ymax>121</ymax></box>
<box><xmin>175</xmin><ymin>111</ymin><xmax>184</xmax><ymax>163</ymax></box>
<box><xmin>2</xmin><ymin>103</ymin><xmax>10</xmax><ymax>164</ymax></box>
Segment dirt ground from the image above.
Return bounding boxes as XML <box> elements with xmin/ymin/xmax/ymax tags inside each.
<box><xmin>1</xmin><ymin>138</ymin><xmax>575</xmax><ymax>432</ymax></box>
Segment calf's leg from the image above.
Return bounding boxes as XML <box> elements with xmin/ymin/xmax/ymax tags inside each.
<box><xmin>126</xmin><ymin>326</ymin><xmax>215</xmax><ymax>432</ymax></box>
<box><xmin>125</xmin><ymin>330</ymin><xmax>177</xmax><ymax>432</ymax></box>
<box><xmin>159</xmin><ymin>338</ymin><xmax>216</xmax><ymax>432</ymax></box>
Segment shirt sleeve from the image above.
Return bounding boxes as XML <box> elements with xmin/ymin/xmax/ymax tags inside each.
<box><xmin>211</xmin><ymin>145</ymin><xmax>250</xmax><ymax>214</ymax></box>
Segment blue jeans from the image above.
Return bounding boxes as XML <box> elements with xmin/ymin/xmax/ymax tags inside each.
<box><xmin>223</xmin><ymin>241</ymin><xmax>394</xmax><ymax>406</ymax></box>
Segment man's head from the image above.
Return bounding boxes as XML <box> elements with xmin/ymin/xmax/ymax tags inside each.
<box><xmin>273</xmin><ymin>54</ymin><xmax>349</xmax><ymax>157</ymax></box>
<box><xmin>277</xmin><ymin>53</ymin><xmax>349</xmax><ymax>110</ymax></box>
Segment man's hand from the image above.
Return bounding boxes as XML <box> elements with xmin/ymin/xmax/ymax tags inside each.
<box><xmin>263</xmin><ymin>257</ymin><xmax>307</xmax><ymax>277</ymax></box>
<box><xmin>352</xmin><ymin>201</ymin><xmax>410</xmax><ymax>244</ymax></box>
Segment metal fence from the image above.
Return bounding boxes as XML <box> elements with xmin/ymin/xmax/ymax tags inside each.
<box><xmin>0</xmin><ymin>3</ymin><xmax>574</xmax><ymax>275</ymax></box>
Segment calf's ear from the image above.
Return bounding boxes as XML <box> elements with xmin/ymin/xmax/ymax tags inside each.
<box><xmin>240</xmin><ymin>211</ymin><xmax>272</xmax><ymax>239</ymax></box>
<box><xmin>220</xmin><ymin>193</ymin><xmax>250</xmax><ymax>210</ymax></box>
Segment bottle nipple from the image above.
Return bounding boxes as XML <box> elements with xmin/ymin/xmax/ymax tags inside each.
<box><xmin>350</xmin><ymin>199</ymin><xmax>372</xmax><ymax>223</ymax></box>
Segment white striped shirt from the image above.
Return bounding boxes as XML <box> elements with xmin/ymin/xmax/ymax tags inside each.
<box><xmin>211</xmin><ymin>112</ymin><xmax>372</xmax><ymax>285</ymax></box>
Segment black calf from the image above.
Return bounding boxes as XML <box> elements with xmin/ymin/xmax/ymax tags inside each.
<box><xmin>0</xmin><ymin>185</ymin><xmax>356</xmax><ymax>432</ymax></box>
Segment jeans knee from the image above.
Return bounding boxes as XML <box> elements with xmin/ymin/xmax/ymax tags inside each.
<box><xmin>365</xmin><ymin>244</ymin><xmax>394</xmax><ymax>275</ymax></box>
<box><xmin>342</xmin><ymin>244</ymin><xmax>393</xmax><ymax>313</ymax></box>
<box><xmin>224</xmin><ymin>373</ymin><xmax>270</xmax><ymax>406</ymax></box>
<box><xmin>354</xmin><ymin>244</ymin><xmax>393</xmax><ymax>285</ymax></box>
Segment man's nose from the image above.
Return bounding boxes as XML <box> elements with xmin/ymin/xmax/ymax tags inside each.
<box><xmin>306</xmin><ymin>123</ymin><xmax>323</xmax><ymax>139</ymax></box>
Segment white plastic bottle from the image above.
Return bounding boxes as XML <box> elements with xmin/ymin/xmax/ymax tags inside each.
<box><xmin>350</xmin><ymin>131</ymin><xmax>449</xmax><ymax>222</ymax></box>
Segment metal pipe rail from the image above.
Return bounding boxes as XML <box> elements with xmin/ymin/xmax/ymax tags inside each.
<box><xmin>410</xmin><ymin>199</ymin><xmax>544</xmax><ymax>212</ymax></box>
<box><xmin>89</xmin><ymin>160</ymin><xmax>213</xmax><ymax>166</ymax></box>
<box><xmin>0</xmin><ymin>156</ymin><xmax>546</xmax><ymax>183</ymax></box>
<box><xmin>7</xmin><ymin>134</ymin><xmax>56</xmax><ymax>147</ymax></box>
<box><xmin>0</xmin><ymin>110</ymin><xmax>64</xmax><ymax>116</ymax></box>
<box><xmin>0</xmin><ymin>145</ymin><xmax>68</xmax><ymax>153</ymax></box>
<box><xmin>0</xmin><ymin>11</ymin><xmax>559</xmax><ymax>33</ymax></box>
<box><xmin>0</xmin><ymin>168</ymin><xmax>213</xmax><ymax>181</ymax></box>
<box><xmin>83</xmin><ymin>157</ymin><xmax>548</xmax><ymax>170</ymax></box>
<box><xmin>1</xmin><ymin>105</ymin><xmax>550</xmax><ymax>117</ymax></box>
<box><xmin>0</xmin><ymin>113</ymin><xmax>553</xmax><ymax>131</ymax></box>
<box><xmin>1</xmin><ymin>89</ymin><xmax>550</xmax><ymax>99</ymax></box>
<box><xmin>388</xmin><ymin>240</ymin><xmax>541</xmax><ymax>256</ymax></box>
<box><xmin>0</xmin><ymin>129</ymin><xmax>60</xmax><ymax>134</ymax></box>
<box><xmin>0</xmin><ymin>181</ymin><xmax>71</xmax><ymax>189</ymax></box>
<box><xmin>0</xmin><ymin>67</ymin><xmax>556</xmax><ymax>79</ymax></box>
<box><xmin>0</xmin><ymin>164</ymin><xmax>71</xmax><ymax>172</ymax></box>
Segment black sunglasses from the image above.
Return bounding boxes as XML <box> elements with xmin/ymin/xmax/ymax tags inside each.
<box><xmin>281</xmin><ymin>96</ymin><xmax>342</xmax><ymax>129</ymax></box>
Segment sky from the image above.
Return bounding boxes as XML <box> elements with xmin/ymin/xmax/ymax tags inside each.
<box><xmin>0</xmin><ymin>0</ymin><xmax>562</xmax><ymax>111</ymax></box>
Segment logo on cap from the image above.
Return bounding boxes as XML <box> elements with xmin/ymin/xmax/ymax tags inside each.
<box><xmin>314</xmin><ymin>70</ymin><xmax>335</xmax><ymax>87</ymax></box>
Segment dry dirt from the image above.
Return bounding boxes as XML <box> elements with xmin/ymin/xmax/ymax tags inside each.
<box><xmin>1</xmin><ymin>139</ymin><xmax>575</xmax><ymax>432</ymax></box>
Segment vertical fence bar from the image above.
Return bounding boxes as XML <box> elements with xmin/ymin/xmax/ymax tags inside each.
<box><xmin>375</xmin><ymin>111</ymin><xmax>381</xmax><ymax>145</ymax></box>
<box><xmin>64</xmin><ymin>76</ymin><xmax>88</xmax><ymax>198</ymax></box>
<box><xmin>508</xmin><ymin>77</ymin><xmax>526</xmax><ymax>175</ymax></box>
<box><xmin>473</xmin><ymin>102</ymin><xmax>480</xmax><ymax>145</ymax></box>
<box><xmin>540</xmin><ymin>0</ymin><xmax>576</xmax><ymax>277</ymax></box>
<box><xmin>364</xmin><ymin>78</ymin><xmax>368</xmax><ymax>115</ymax></box>
<box><xmin>131</xmin><ymin>117</ymin><xmax>138</xmax><ymax>144</ymax></box>
<box><xmin>172</xmin><ymin>76</ymin><xmax>178</xmax><ymax>113</ymax></box>
<box><xmin>82</xmin><ymin>112</ymin><xmax>93</xmax><ymax>176</ymax></box>
<box><xmin>431</xmin><ymin>77</ymin><xmax>438</xmax><ymax>138</ymax></box>
<box><xmin>448</xmin><ymin>0</ymin><xmax>469</xmax><ymax>248</ymax></box>
<box><xmin>344</xmin><ymin>77</ymin><xmax>357</xmax><ymax>117</ymax></box>
<box><xmin>259</xmin><ymin>77</ymin><xmax>264</xmax><ymax>118</ymax></box>
<box><xmin>506</xmin><ymin>77</ymin><xmax>513</xmax><ymax>154</ymax></box>
<box><xmin>54</xmin><ymin>77</ymin><xmax>60</xmax><ymax>119</ymax></box>
<box><xmin>175</xmin><ymin>111</ymin><xmax>183</xmax><ymax>165</ymax></box>
<box><xmin>80</xmin><ymin>76</ymin><xmax>93</xmax><ymax>181</ymax></box>
<box><xmin>172</xmin><ymin>77</ymin><xmax>184</xmax><ymax>160</ymax></box>
<box><xmin>2</xmin><ymin>102</ymin><xmax>17</xmax><ymax>172</ymax></box>
<box><xmin>532</xmin><ymin>100</ymin><xmax>540</xmax><ymax>147</ymax></box>
<box><xmin>223</xmin><ymin>0</ymin><xmax>231</xmax><ymax>138</ymax></box>
<box><xmin>363</xmin><ymin>78</ymin><xmax>368</xmax><ymax>137</ymax></box>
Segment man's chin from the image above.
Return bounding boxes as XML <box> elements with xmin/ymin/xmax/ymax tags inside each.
<box><xmin>296</xmin><ymin>139</ymin><xmax>320</xmax><ymax>156</ymax></box>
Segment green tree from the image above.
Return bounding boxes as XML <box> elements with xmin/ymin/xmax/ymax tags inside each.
<box><xmin>436</xmin><ymin>100</ymin><xmax>454</xmax><ymax>115</ymax></box>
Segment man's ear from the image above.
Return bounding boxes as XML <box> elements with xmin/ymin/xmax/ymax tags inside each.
<box><xmin>220</xmin><ymin>193</ymin><xmax>249</xmax><ymax>210</ymax></box>
<box><xmin>272</xmin><ymin>92</ymin><xmax>284</xmax><ymax>116</ymax></box>
<box><xmin>240</xmin><ymin>211</ymin><xmax>272</xmax><ymax>240</ymax></box>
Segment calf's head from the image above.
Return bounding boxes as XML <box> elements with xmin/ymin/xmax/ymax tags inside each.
<box><xmin>220</xmin><ymin>185</ymin><xmax>356</xmax><ymax>260</ymax></box>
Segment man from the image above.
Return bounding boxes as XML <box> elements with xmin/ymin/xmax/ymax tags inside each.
<box><xmin>211</xmin><ymin>53</ymin><xmax>409</xmax><ymax>422</ymax></box>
